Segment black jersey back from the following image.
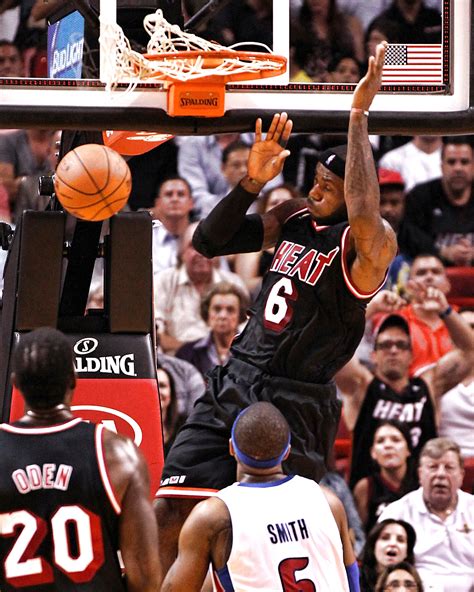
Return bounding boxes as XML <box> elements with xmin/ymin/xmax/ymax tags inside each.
<box><xmin>232</xmin><ymin>212</ymin><xmax>378</xmax><ymax>383</ymax></box>
<box><xmin>365</xmin><ymin>472</ymin><xmax>418</xmax><ymax>534</ymax></box>
<box><xmin>0</xmin><ymin>419</ymin><xmax>125</xmax><ymax>591</ymax></box>
<box><xmin>350</xmin><ymin>377</ymin><xmax>437</xmax><ymax>488</ymax></box>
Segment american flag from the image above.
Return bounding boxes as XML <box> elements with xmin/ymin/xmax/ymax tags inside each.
<box><xmin>382</xmin><ymin>44</ymin><xmax>443</xmax><ymax>84</ymax></box>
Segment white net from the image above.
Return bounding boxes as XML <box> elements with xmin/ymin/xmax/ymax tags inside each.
<box><xmin>99</xmin><ymin>9</ymin><xmax>285</xmax><ymax>90</ymax></box>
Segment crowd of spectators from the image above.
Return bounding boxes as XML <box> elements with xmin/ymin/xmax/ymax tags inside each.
<box><xmin>0</xmin><ymin>2</ymin><xmax>472</xmax><ymax>591</ymax></box>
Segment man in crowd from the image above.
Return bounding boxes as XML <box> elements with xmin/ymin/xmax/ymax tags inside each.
<box><xmin>177</xmin><ymin>132</ymin><xmax>245</xmax><ymax>219</ymax></box>
<box><xmin>0</xmin><ymin>39</ymin><xmax>23</xmax><ymax>77</ymax></box>
<box><xmin>220</xmin><ymin>140</ymin><xmax>251</xmax><ymax>198</ymax></box>
<box><xmin>404</xmin><ymin>136</ymin><xmax>474</xmax><ymax>266</ymax></box>
<box><xmin>399</xmin><ymin>254</ymin><xmax>467</xmax><ymax>375</ymax></box>
<box><xmin>0</xmin><ymin>327</ymin><xmax>160</xmax><ymax>591</ymax></box>
<box><xmin>151</xmin><ymin>176</ymin><xmax>195</xmax><ymax>275</ymax></box>
<box><xmin>155</xmin><ymin>42</ymin><xmax>397</xmax><ymax>574</ymax></box>
<box><xmin>377</xmin><ymin>168</ymin><xmax>430</xmax><ymax>293</ymax></box>
<box><xmin>335</xmin><ymin>285</ymin><xmax>474</xmax><ymax>488</ymax></box>
<box><xmin>162</xmin><ymin>402</ymin><xmax>359</xmax><ymax>592</ymax></box>
<box><xmin>0</xmin><ymin>128</ymin><xmax>57</xmax><ymax>208</ymax></box>
<box><xmin>379</xmin><ymin>437</ymin><xmax>474</xmax><ymax>591</ymax></box>
<box><xmin>378</xmin><ymin>136</ymin><xmax>442</xmax><ymax>192</ymax></box>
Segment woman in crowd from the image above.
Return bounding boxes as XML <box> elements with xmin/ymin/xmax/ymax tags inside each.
<box><xmin>292</xmin><ymin>0</ymin><xmax>365</xmax><ymax>73</ymax></box>
<box><xmin>353</xmin><ymin>420</ymin><xmax>418</xmax><ymax>532</ymax></box>
<box><xmin>157</xmin><ymin>365</ymin><xmax>184</xmax><ymax>456</ymax></box>
<box><xmin>359</xmin><ymin>519</ymin><xmax>416</xmax><ymax>592</ymax></box>
<box><xmin>375</xmin><ymin>561</ymin><xmax>424</xmax><ymax>592</ymax></box>
<box><xmin>327</xmin><ymin>52</ymin><xmax>362</xmax><ymax>83</ymax></box>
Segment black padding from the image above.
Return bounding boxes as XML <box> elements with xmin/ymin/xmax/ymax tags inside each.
<box><xmin>107</xmin><ymin>212</ymin><xmax>153</xmax><ymax>333</ymax></box>
<box><xmin>15</xmin><ymin>211</ymin><xmax>66</xmax><ymax>330</ymax></box>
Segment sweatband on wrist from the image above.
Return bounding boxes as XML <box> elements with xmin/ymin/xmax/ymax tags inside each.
<box><xmin>345</xmin><ymin>561</ymin><xmax>360</xmax><ymax>592</ymax></box>
<box><xmin>439</xmin><ymin>305</ymin><xmax>453</xmax><ymax>319</ymax></box>
<box><xmin>351</xmin><ymin>108</ymin><xmax>369</xmax><ymax>117</ymax></box>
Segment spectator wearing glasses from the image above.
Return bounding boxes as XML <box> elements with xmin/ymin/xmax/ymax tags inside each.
<box><xmin>375</xmin><ymin>561</ymin><xmax>424</xmax><ymax>592</ymax></box>
<box><xmin>335</xmin><ymin>300</ymin><xmax>474</xmax><ymax>489</ymax></box>
<box><xmin>379</xmin><ymin>438</ymin><xmax>474</xmax><ymax>592</ymax></box>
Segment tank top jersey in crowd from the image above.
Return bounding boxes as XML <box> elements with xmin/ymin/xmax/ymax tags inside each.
<box><xmin>232</xmin><ymin>210</ymin><xmax>384</xmax><ymax>384</ymax></box>
<box><xmin>350</xmin><ymin>377</ymin><xmax>437</xmax><ymax>488</ymax></box>
<box><xmin>158</xmin><ymin>211</ymin><xmax>387</xmax><ymax>496</ymax></box>
<box><xmin>213</xmin><ymin>475</ymin><xmax>349</xmax><ymax>592</ymax></box>
<box><xmin>0</xmin><ymin>419</ymin><xmax>125</xmax><ymax>591</ymax></box>
<box><xmin>365</xmin><ymin>472</ymin><xmax>417</xmax><ymax>534</ymax></box>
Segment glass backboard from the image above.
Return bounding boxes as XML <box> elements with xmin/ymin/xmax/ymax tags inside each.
<box><xmin>0</xmin><ymin>0</ymin><xmax>471</xmax><ymax>135</ymax></box>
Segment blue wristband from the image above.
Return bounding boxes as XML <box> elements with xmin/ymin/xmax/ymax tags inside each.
<box><xmin>345</xmin><ymin>561</ymin><xmax>360</xmax><ymax>592</ymax></box>
<box><xmin>439</xmin><ymin>305</ymin><xmax>453</xmax><ymax>319</ymax></box>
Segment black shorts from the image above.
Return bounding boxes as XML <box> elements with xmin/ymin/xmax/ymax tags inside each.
<box><xmin>156</xmin><ymin>358</ymin><xmax>341</xmax><ymax>499</ymax></box>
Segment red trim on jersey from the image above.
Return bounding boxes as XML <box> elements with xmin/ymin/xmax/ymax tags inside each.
<box><xmin>212</xmin><ymin>570</ymin><xmax>226</xmax><ymax>592</ymax></box>
<box><xmin>0</xmin><ymin>418</ymin><xmax>82</xmax><ymax>435</ymax></box>
<box><xmin>311</xmin><ymin>220</ymin><xmax>329</xmax><ymax>232</ymax></box>
<box><xmin>155</xmin><ymin>486</ymin><xmax>219</xmax><ymax>500</ymax></box>
<box><xmin>340</xmin><ymin>226</ymin><xmax>388</xmax><ymax>299</ymax></box>
<box><xmin>283</xmin><ymin>207</ymin><xmax>308</xmax><ymax>225</ymax></box>
<box><xmin>95</xmin><ymin>425</ymin><xmax>121</xmax><ymax>515</ymax></box>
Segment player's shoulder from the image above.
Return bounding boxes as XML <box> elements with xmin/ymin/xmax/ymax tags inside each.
<box><xmin>187</xmin><ymin>495</ymin><xmax>231</xmax><ymax>533</ymax></box>
<box><xmin>101</xmin><ymin>427</ymin><xmax>143</xmax><ymax>474</ymax></box>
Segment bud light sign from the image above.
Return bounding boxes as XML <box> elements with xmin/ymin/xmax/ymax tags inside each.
<box><xmin>47</xmin><ymin>10</ymin><xmax>84</xmax><ymax>79</ymax></box>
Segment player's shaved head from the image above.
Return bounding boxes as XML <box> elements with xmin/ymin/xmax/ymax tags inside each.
<box><xmin>233</xmin><ymin>402</ymin><xmax>290</xmax><ymax>464</ymax></box>
<box><xmin>12</xmin><ymin>327</ymin><xmax>76</xmax><ymax>409</ymax></box>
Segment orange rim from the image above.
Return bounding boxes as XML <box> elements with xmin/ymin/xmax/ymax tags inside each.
<box><xmin>142</xmin><ymin>50</ymin><xmax>287</xmax><ymax>83</ymax></box>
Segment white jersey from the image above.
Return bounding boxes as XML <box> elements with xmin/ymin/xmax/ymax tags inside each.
<box><xmin>213</xmin><ymin>475</ymin><xmax>349</xmax><ymax>592</ymax></box>
<box><xmin>439</xmin><ymin>380</ymin><xmax>474</xmax><ymax>458</ymax></box>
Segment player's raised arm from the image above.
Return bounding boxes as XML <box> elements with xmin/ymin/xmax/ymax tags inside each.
<box><xmin>345</xmin><ymin>42</ymin><xmax>397</xmax><ymax>293</ymax></box>
<box><xmin>192</xmin><ymin>113</ymin><xmax>294</xmax><ymax>258</ymax></box>
<box><xmin>103</xmin><ymin>430</ymin><xmax>161</xmax><ymax>592</ymax></box>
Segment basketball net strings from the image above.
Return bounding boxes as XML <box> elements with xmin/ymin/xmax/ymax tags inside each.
<box><xmin>99</xmin><ymin>9</ymin><xmax>281</xmax><ymax>91</ymax></box>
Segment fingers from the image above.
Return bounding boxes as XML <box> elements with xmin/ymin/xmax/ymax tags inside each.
<box><xmin>425</xmin><ymin>286</ymin><xmax>446</xmax><ymax>302</ymax></box>
<box><xmin>264</xmin><ymin>112</ymin><xmax>292</xmax><ymax>144</ymax></box>
<box><xmin>265</xmin><ymin>113</ymin><xmax>281</xmax><ymax>141</ymax></box>
<box><xmin>279</xmin><ymin>118</ymin><xmax>293</xmax><ymax>148</ymax></box>
<box><xmin>255</xmin><ymin>118</ymin><xmax>262</xmax><ymax>143</ymax></box>
<box><xmin>277</xmin><ymin>149</ymin><xmax>291</xmax><ymax>166</ymax></box>
<box><xmin>375</xmin><ymin>41</ymin><xmax>387</xmax><ymax>67</ymax></box>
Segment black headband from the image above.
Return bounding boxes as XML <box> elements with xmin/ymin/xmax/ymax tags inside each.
<box><xmin>318</xmin><ymin>147</ymin><xmax>347</xmax><ymax>180</ymax></box>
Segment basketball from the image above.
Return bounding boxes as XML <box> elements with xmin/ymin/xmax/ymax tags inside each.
<box><xmin>54</xmin><ymin>144</ymin><xmax>132</xmax><ymax>221</ymax></box>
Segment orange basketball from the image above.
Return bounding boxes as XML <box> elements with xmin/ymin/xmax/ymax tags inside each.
<box><xmin>54</xmin><ymin>144</ymin><xmax>132</xmax><ymax>221</ymax></box>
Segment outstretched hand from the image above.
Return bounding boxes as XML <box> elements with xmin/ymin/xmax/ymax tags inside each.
<box><xmin>352</xmin><ymin>41</ymin><xmax>386</xmax><ymax>112</ymax></box>
<box><xmin>247</xmin><ymin>112</ymin><xmax>293</xmax><ymax>185</ymax></box>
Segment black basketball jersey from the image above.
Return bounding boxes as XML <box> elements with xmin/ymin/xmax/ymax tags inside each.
<box><xmin>350</xmin><ymin>377</ymin><xmax>437</xmax><ymax>488</ymax></box>
<box><xmin>232</xmin><ymin>211</ymin><xmax>381</xmax><ymax>383</ymax></box>
<box><xmin>0</xmin><ymin>418</ymin><xmax>126</xmax><ymax>591</ymax></box>
<box><xmin>366</xmin><ymin>473</ymin><xmax>404</xmax><ymax>534</ymax></box>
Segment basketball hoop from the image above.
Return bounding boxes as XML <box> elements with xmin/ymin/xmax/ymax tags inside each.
<box><xmin>143</xmin><ymin>49</ymin><xmax>286</xmax><ymax>117</ymax></box>
<box><xmin>100</xmin><ymin>9</ymin><xmax>287</xmax><ymax>117</ymax></box>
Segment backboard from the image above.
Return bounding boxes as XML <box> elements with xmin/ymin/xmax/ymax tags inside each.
<box><xmin>0</xmin><ymin>0</ymin><xmax>472</xmax><ymax>135</ymax></box>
